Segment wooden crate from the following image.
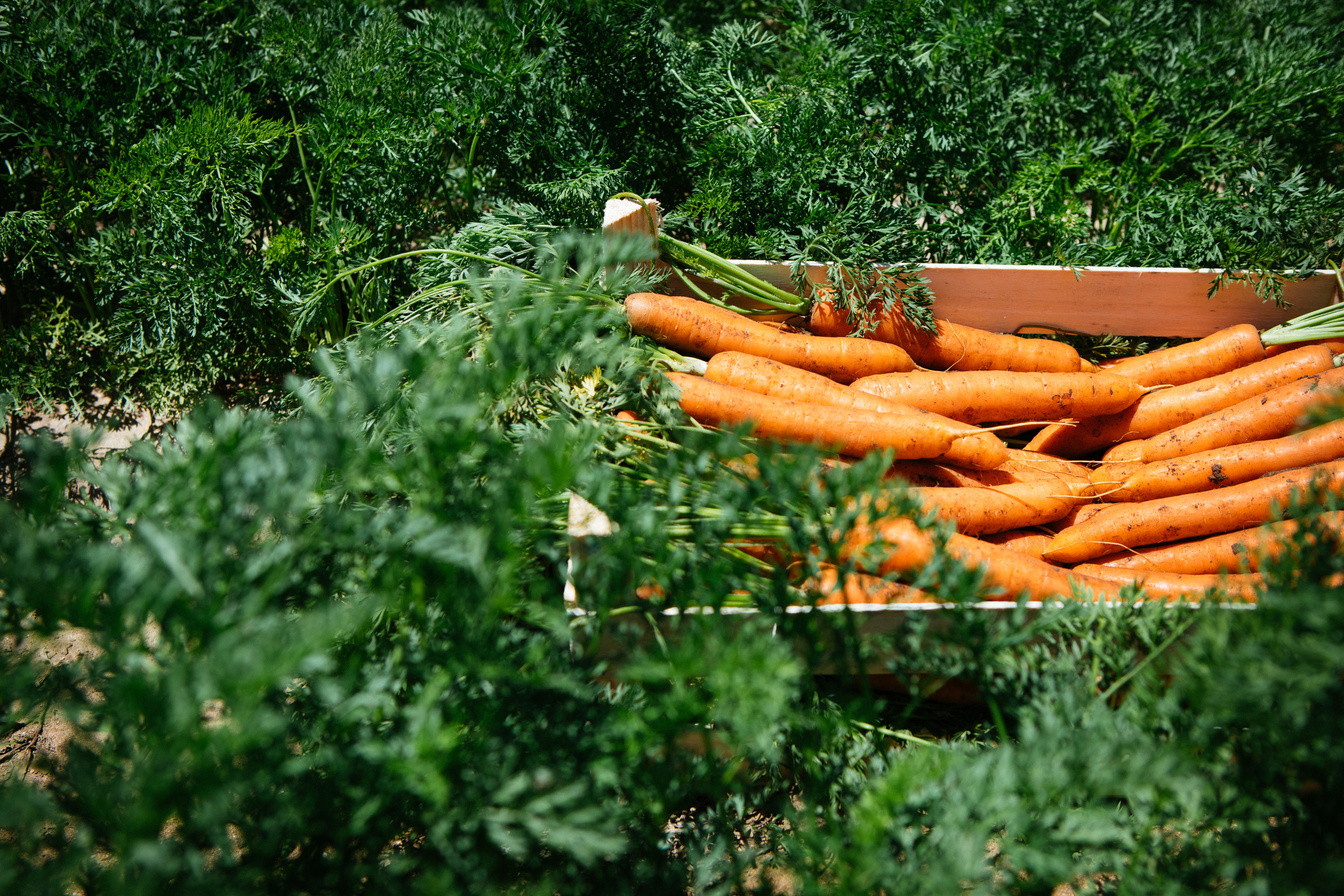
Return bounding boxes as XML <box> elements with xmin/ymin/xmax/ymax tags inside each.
<box><xmin>579</xmin><ymin>238</ymin><xmax>1338</xmax><ymax>688</ymax></box>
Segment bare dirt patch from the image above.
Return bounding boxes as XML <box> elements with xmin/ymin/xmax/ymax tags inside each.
<box><xmin>2</xmin><ymin>393</ymin><xmax>153</xmax><ymax>784</ymax></box>
<box><xmin>1</xmin><ymin>626</ymin><xmax>100</xmax><ymax>787</ymax></box>
<box><xmin>2</xmin><ymin>391</ymin><xmax>161</xmax><ymax>499</ymax></box>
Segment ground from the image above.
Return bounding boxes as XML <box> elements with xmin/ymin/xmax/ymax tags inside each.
<box><xmin>1</xmin><ymin>396</ymin><xmax>157</xmax><ymax>786</ymax></box>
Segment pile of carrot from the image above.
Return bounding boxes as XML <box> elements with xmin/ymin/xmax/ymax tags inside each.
<box><xmin>622</xmin><ymin>290</ymin><xmax>1344</xmax><ymax>608</ymax></box>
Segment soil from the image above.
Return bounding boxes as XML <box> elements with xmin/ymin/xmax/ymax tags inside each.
<box><xmin>1</xmin><ymin>391</ymin><xmax>161</xmax><ymax>499</ymax></box>
<box><xmin>1</xmin><ymin>394</ymin><xmax>159</xmax><ymax>783</ymax></box>
<box><xmin>1</xmin><ymin>626</ymin><xmax>99</xmax><ymax>787</ymax></box>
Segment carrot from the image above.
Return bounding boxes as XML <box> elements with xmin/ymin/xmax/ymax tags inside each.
<box><xmin>1099</xmin><ymin>302</ymin><xmax>1344</xmax><ymax>379</ymax></box>
<box><xmin>1090</xmin><ymin>531</ymin><xmax>1261</xmax><ymax>575</ymax></box>
<box><xmin>1070</xmin><ymin>564</ymin><xmax>1261</xmax><ymax>603</ymax></box>
<box><xmin>626</xmin><ymin>292</ymin><xmax>915</xmax><ymax>383</ymax></box>
<box><xmin>702</xmin><ymin>351</ymin><xmax>1007</xmax><ymax>470</ymax></box>
<box><xmin>980</xmin><ymin>530</ymin><xmax>1057</xmax><ymax>561</ymax></box>
<box><xmin>840</xmin><ymin>516</ymin><xmax>1127</xmax><ymax>603</ymax></box>
<box><xmin>1096</xmin><ymin>440</ymin><xmax>1147</xmax><ymax>465</ymax></box>
<box><xmin>1096</xmin><ymin>419</ymin><xmax>1344</xmax><ymax>503</ymax></box>
<box><xmin>1264</xmin><ymin>339</ymin><xmax>1344</xmax><ymax>358</ymax></box>
<box><xmin>1026</xmin><ymin>344</ymin><xmax>1337</xmax><ymax>458</ymax></box>
<box><xmin>849</xmin><ymin>369</ymin><xmax>1146</xmax><ymax>424</ymax></box>
<box><xmin>978</xmin><ymin>529</ymin><xmax>1059</xmax><ymax>556</ymax></box>
<box><xmin>1099</xmin><ymin>324</ymin><xmax>1266</xmax><ymax>387</ymax></box>
<box><xmin>1050</xmin><ymin>502</ymin><xmax>1109</xmax><ymax>532</ymax></box>
<box><xmin>729</xmin><ymin>538</ymin><xmax>790</xmax><ymax>567</ymax></box>
<box><xmin>909</xmin><ymin>477</ymin><xmax>1095</xmax><ymax>536</ymax></box>
<box><xmin>614</xmin><ymin>194</ymin><xmax>1084</xmax><ymax>375</ymax></box>
<box><xmin>704</xmin><ymin>350</ymin><xmax>925</xmax><ymax>414</ymax></box>
<box><xmin>1041</xmin><ymin>459</ymin><xmax>1344</xmax><ymax>564</ymax></box>
<box><xmin>1003</xmin><ymin>448</ymin><xmax>1096</xmax><ymax>482</ymax></box>
<box><xmin>805</xmin><ymin>564</ymin><xmax>932</xmax><ymax>606</ymax></box>
<box><xmin>663</xmin><ymin>371</ymin><xmax>1008</xmax><ymax>468</ymax></box>
<box><xmin>1090</xmin><ymin>512</ymin><xmax>1344</xmax><ymax>575</ymax></box>
<box><xmin>888</xmin><ymin>460</ymin><xmax>1014</xmax><ymax>488</ymax></box>
<box><xmin>1087</xmin><ymin>461</ymin><xmax>1146</xmax><ymax>495</ymax></box>
<box><xmin>808</xmin><ymin>299</ymin><xmax>1084</xmax><ymax>373</ymax></box>
<box><xmin>1101</xmin><ymin>365</ymin><xmax>1344</xmax><ymax>464</ymax></box>
<box><xmin>890</xmin><ymin>455</ymin><xmax>1080</xmax><ymax>489</ymax></box>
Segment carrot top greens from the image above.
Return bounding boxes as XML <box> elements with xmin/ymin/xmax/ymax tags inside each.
<box><xmin>5</xmin><ymin>0</ymin><xmax>1341</xmax><ymax>407</ymax></box>
<box><xmin>4</xmin><ymin>2</ymin><xmax>1344</xmax><ymax>893</ymax></box>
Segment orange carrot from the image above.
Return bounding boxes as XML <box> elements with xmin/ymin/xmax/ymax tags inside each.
<box><xmin>1002</xmin><ymin>448</ymin><xmax>1096</xmax><ymax>482</ymax></box>
<box><xmin>729</xmin><ymin>538</ymin><xmax>789</xmax><ymax>567</ymax></box>
<box><xmin>849</xmin><ymin>369</ymin><xmax>1146</xmax><ymax>424</ymax></box>
<box><xmin>888</xmin><ymin>460</ymin><xmax>1016</xmax><ymax>488</ymax></box>
<box><xmin>1050</xmin><ymin>502</ymin><xmax>1109</xmax><ymax>532</ymax></box>
<box><xmin>702</xmin><ymin>351</ymin><xmax>1007</xmax><ymax>470</ymax></box>
<box><xmin>1102</xmin><ymin>366</ymin><xmax>1344</xmax><ymax>464</ymax></box>
<box><xmin>1100</xmin><ymin>324</ymin><xmax>1266</xmax><ymax>387</ymax></box>
<box><xmin>627</xmin><ymin>292</ymin><xmax>914</xmax><ymax>382</ymax></box>
<box><xmin>704</xmin><ymin>350</ymin><xmax>925</xmax><ymax>414</ymax></box>
<box><xmin>1070</xmin><ymin>564</ymin><xmax>1261</xmax><ymax>603</ymax></box>
<box><xmin>840</xmin><ymin>516</ymin><xmax>1126</xmax><ymax>603</ymax></box>
<box><xmin>889</xmin><ymin>456</ymin><xmax>1077</xmax><ymax>489</ymax></box>
<box><xmin>805</xmin><ymin>565</ymin><xmax>932</xmax><ymax>606</ymax></box>
<box><xmin>1026</xmin><ymin>344</ymin><xmax>1337</xmax><ymax>458</ymax></box>
<box><xmin>891</xmin><ymin>449</ymin><xmax>1091</xmax><ymax>485</ymax></box>
<box><xmin>1264</xmin><ymin>338</ymin><xmax>1344</xmax><ymax>358</ymax></box>
<box><xmin>979</xmin><ymin>530</ymin><xmax>1057</xmax><ymax>561</ymax></box>
<box><xmin>807</xmin><ymin>299</ymin><xmax>1084</xmax><ymax>373</ymax></box>
<box><xmin>636</xmin><ymin>219</ymin><xmax>1082</xmax><ymax>373</ymax></box>
<box><xmin>1091</xmin><ymin>511</ymin><xmax>1344</xmax><ymax>575</ymax></box>
<box><xmin>1041</xmin><ymin>459</ymin><xmax>1344</xmax><ymax>564</ymax></box>
<box><xmin>909</xmin><ymin>477</ymin><xmax>1094</xmax><ymax>536</ymax></box>
<box><xmin>663</xmin><ymin>371</ymin><xmax>1008</xmax><ymax>468</ymax></box>
<box><xmin>1087</xmin><ymin>461</ymin><xmax>1146</xmax><ymax>495</ymax></box>
<box><xmin>1097</xmin><ymin>418</ymin><xmax>1344</xmax><ymax>503</ymax></box>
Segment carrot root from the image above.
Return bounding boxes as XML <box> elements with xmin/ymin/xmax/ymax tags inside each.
<box><xmin>628</xmin><ymin>293</ymin><xmax>915</xmax><ymax>382</ymax></box>
<box><xmin>807</xmin><ymin>301</ymin><xmax>1084</xmax><ymax>373</ymax></box>
<box><xmin>1028</xmin><ymin>344</ymin><xmax>1338</xmax><ymax>458</ymax></box>
<box><xmin>850</xmin><ymin>370</ymin><xmax>1146</xmax><ymax>425</ymax></box>
<box><xmin>1042</xmin><ymin>459</ymin><xmax>1344</xmax><ymax>564</ymax></box>
<box><xmin>664</xmin><ymin>371</ymin><xmax>1008</xmax><ymax>467</ymax></box>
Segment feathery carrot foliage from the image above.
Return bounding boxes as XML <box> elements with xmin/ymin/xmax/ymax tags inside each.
<box><xmin>3</xmin><ymin>1</ymin><xmax>1344</xmax><ymax>892</ymax></box>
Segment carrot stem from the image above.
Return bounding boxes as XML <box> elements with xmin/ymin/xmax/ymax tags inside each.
<box><xmin>1259</xmin><ymin>282</ymin><xmax>1344</xmax><ymax>346</ymax></box>
<box><xmin>609</xmin><ymin>191</ymin><xmax>809</xmax><ymax>315</ymax></box>
<box><xmin>649</xmin><ymin>347</ymin><xmax>708</xmax><ymax>375</ymax></box>
<box><xmin>656</xmin><ymin>235</ymin><xmax>806</xmax><ymax>314</ymax></box>
<box><xmin>663</xmin><ymin>263</ymin><xmax>780</xmax><ymax>317</ymax></box>
<box><xmin>1098</xmin><ymin>614</ymin><xmax>1199</xmax><ymax>703</ymax></box>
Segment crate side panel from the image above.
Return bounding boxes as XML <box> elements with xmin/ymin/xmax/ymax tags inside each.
<box><xmin>724</xmin><ymin>262</ymin><xmax>1340</xmax><ymax>337</ymax></box>
<box><xmin>919</xmin><ymin>265</ymin><xmax>1339</xmax><ymax>338</ymax></box>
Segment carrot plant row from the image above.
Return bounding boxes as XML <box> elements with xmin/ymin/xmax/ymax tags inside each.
<box><xmin>623</xmin><ymin>288</ymin><xmax>1344</xmax><ymax>609</ymax></box>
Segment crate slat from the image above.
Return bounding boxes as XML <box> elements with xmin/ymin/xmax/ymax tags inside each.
<box><xmin>727</xmin><ymin>261</ymin><xmax>1341</xmax><ymax>338</ymax></box>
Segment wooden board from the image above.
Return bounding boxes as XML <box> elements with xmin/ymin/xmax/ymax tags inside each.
<box><xmin>562</xmin><ymin>495</ymin><xmax>1249</xmax><ymax>685</ymax></box>
<box><xmin>725</xmin><ymin>261</ymin><xmax>1340</xmax><ymax>338</ymax></box>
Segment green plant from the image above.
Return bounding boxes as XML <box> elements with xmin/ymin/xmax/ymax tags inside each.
<box><xmin>5</xmin><ymin>0</ymin><xmax>1343</xmax><ymax>408</ymax></box>
<box><xmin>6</xmin><ymin>227</ymin><xmax>1343</xmax><ymax>892</ymax></box>
<box><xmin>5</xmin><ymin>3</ymin><xmax>1344</xmax><ymax>892</ymax></box>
